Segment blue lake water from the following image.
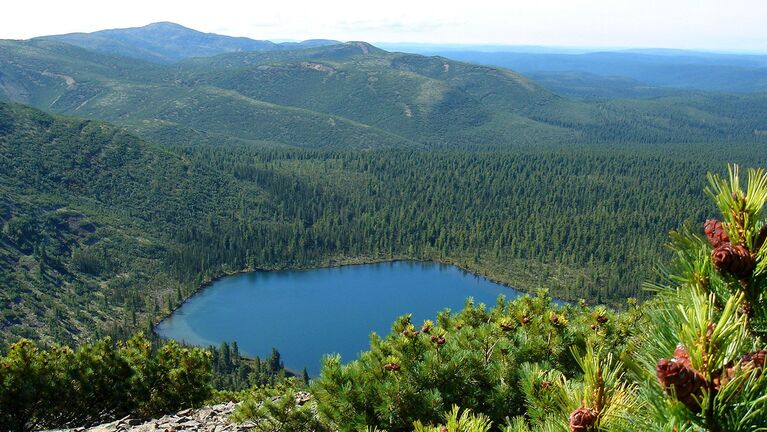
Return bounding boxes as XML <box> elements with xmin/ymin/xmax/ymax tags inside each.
<box><xmin>156</xmin><ymin>261</ymin><xmax>521</xmax><ymax>375</ymax></box>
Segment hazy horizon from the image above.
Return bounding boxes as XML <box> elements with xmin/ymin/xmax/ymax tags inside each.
<box><xmin>2</xmin><ymin>0</ymin><xmax>765</xmax><ymax>53</ymax></box>
<box><xmin>7</xmin><ymin>20</ymin><xmax>767</xmax><ymax>56</ymax></box>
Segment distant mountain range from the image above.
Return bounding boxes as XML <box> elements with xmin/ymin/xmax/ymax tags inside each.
<box><xmin>0</xmin><ymin>22</ymin><xmax>764</xmax><ymax>151</ymax></box>
<box><xmin>22</xmin><ymin>22</ymin><xmax>767</xmax><ymax>97</ymax></box>
<box><xmin>36</xmin><ymin>22</ymin><xmax>340</xmax><ymax>63</ymax></box>
<box><xmin>385</xmin><ymin>46</ymin><xmax>767</xmax><ymax>96</ymax></box>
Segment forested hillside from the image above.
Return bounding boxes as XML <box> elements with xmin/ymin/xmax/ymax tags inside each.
<box><xmin>2</xmin><ymin>102</ymin><xmax>766</xmax><ymax>345</ymax></box>
<box><xmin>2</xmin><ymin>38</ymin><xmax>766</xmax><ymax>151</ymax></box>
<box><xmin>0</xmin><ymin>102</ymin><xmax>265</xmax><ymax>344</ymax></box>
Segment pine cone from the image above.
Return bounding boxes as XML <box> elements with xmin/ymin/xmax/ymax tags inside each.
<box><xmin>656</xmin><ymin>346</ymin><xmax>708</xmax><ymax>412</ymax></box>
<box><xmin>705</xmin><ymin>321</ymin><xmax>715</xmax><ymax>345</ymax></box>
<box><xmin>742</xmin><ymin>350</ymin><xmax>767</xmax><ymax>369</ymax></box>
<box><xmin>569</xmin><ymin>405</ymin><xmax>598</xmax><ymax>432</ymax></box>
<box><xmin>383</xmin><ymin>363</ymin><xmax>401</xmax><ymax>372</ymax></box>
<box><xmin>712</xmin><ymin>244</ymin><xmax>755</xmax><ymax>279</ymax></box>
<box><xmin>704</xmin><ymin>219</ymin><xmax>730</xmax><ymax>248</ymax></box>
<box><xmin>712</xmin><ymin>363</ymin><xmax>736</xmax><ymax>391</ymax></box>
<box><xmin>713</xmin><ymin>351</ymin><xmax>767</xmax><ymax>390</ymax></box>
<box><xmin>521</xmin><ymin>316</ymin><xmax>530</xmax><ymax>324</ymax></box>
<box><xmin>596</xmin><ymin>314</ymin><xmax>608</xmax><ymax>324</ymax></box>
<box><xmin>431</xmin><ymin>335</ymin><xmax>446</xmax><ymax>345</ymax></box>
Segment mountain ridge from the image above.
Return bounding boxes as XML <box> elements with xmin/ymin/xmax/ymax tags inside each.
<box><xmin>3</xmin><ymin>36</ymin><xmax>767</xmax><ymax>150</ymax></box>
<box><xmin>1</xmin><ymin>23</ymin><xmax>766</xmax><ymax>152</ymax></box>
<box><xmin>396</xmin><ymin>48</ymin><xmax>767</xmax><ymax>93</ymax></box>
<box><xmin>35</xmin><ymin>22</ymin><xmax>341</xmax><ymax>63</ymax></box>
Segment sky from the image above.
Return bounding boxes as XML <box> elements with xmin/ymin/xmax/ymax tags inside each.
<box><xmin>2</xmin><ymin>0</ymin><xmax>765</xmax><ymax>52</ymax></box>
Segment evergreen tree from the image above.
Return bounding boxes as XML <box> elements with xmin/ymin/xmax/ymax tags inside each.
<box><xmin>231</xmin><ymin>341</ymin><xmax>240</xmax><ymax>366</ymax></box>
<box><xmin>219</xmin><ymin>342</ymin><xmax>231</xmax><ymax>373</ymax></box>
<box><xmin>268</xmin><ymin>348</ymin><xmax>283</xmax><ymax>373</ymax></box>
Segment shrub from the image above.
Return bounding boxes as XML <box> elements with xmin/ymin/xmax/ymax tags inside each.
<box><xmin>231</xmin><ymin>378</ymin><xmax>327</xmax><ymax>432</ymax></box>
<box><xmin>0</xmin><ymin>335</ymin><xmax>212</xmax><ymax>431</ymax></box>
<box><xmin>311</xmin><ymin>293</ymin><xmax>633</xmax><ymax>430</ymax></box>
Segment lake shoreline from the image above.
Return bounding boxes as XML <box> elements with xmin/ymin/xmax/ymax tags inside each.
<box><xmin>155</xmin><ymin>255</ymin><xmax>526</xmax><ymax>333</ymax></box>
<box><xmin>154</xmin><ymin>258</ymin><xmax>534</xmax><ymax>375</ymax></box>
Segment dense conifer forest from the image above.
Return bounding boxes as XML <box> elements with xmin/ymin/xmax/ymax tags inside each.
<box><xmin>3</xmin><ymin>101</ymin><xmax>766</xmax><ymax>346</ymax></box>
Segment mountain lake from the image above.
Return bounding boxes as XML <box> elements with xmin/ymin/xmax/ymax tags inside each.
<box><xmin>156</xmin><ymin>261</ymin><xmax>526</xmax><ymax>375</ymax></box>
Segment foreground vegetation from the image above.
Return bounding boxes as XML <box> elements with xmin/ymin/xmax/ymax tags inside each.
<box><xmin>0</xmin><ymin>337</ymin><xmax>293</xmax><ymax>431</ymax></box>
<box><xmin>0</xmin><ymin>335</ymin><xmax>211</xmax><ymax>431</ymax></box>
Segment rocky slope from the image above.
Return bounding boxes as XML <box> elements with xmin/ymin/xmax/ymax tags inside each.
<box><xmin>50</xmin><ymin>391</ymin><xmax>314</xmax><ymax>432</ymax></box>
<box><xmin>58</xmin><ymin>402</ymin><xmax>247</xmax><ymax>432</ymax></box>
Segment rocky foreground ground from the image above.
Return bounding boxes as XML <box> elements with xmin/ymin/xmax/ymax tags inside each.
<box><xmin>44</xmin><ymin>391</ymin><xmax>315</xmax><ymax>432</ymax></box>
<box><xmin>65</xmin><ymin>402</ymin><xmax>252</xmax><ymax>432</ymax></box>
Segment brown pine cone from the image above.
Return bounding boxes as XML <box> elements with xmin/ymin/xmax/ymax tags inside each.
<box><xmin>712</xmin><ymin>244</ymin><xmax>755</xmax><ymax>279</ymax></box>
<box><xmin>705</xmin><ymin>322</ymin><xmax>715</xmax><ymax>345</ymax></box>
<box><xmin>712</xmin><ymin>362</ymin><xmax>736</xmax><ymax>391</ymax></box>
<box><xmin>430</xmin><ymin>335</ymin><xmax>446</xmax><ymax>345</ymax></box>
<box><xmin>674</xmin><ymin>343</ymin><xmax>693</xmax><ymax>367</ymax></box>
<box><xmin>713</xmin><ymin>351</ymin><xmax>767</xmax><ymax>390</ymax></box>
<box><xmin>704</xmin><ymin>219</ymin><xmax>730</xmax><ymax>248</ymax></box>
<box><xmin>383</xmin><ymin>363</ymin><xmax>401</xmax><ymax>372</ymax></box>
<box><xmin>596</xmin><ymin>314</ymin><xmax>608</xmax><ymax>324</ymax></box>
<box><xmin>742</xmin><ymin>350</ymin><xmax>767</xmax><ymax>369</ymax></box>
<box><xmin>521</xmin><ymin>316</ymin><xmax>530</xmax><ymax>324</ymax></box>
<box><xmin>569</xmin><ymin>405</ymin><xmax>598</xmax><ymax>432</ymax></box>
<box><xmin>656</xmin><ymin>347</ymin><xmax>708</xmax><ymax>412</ymax></box>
